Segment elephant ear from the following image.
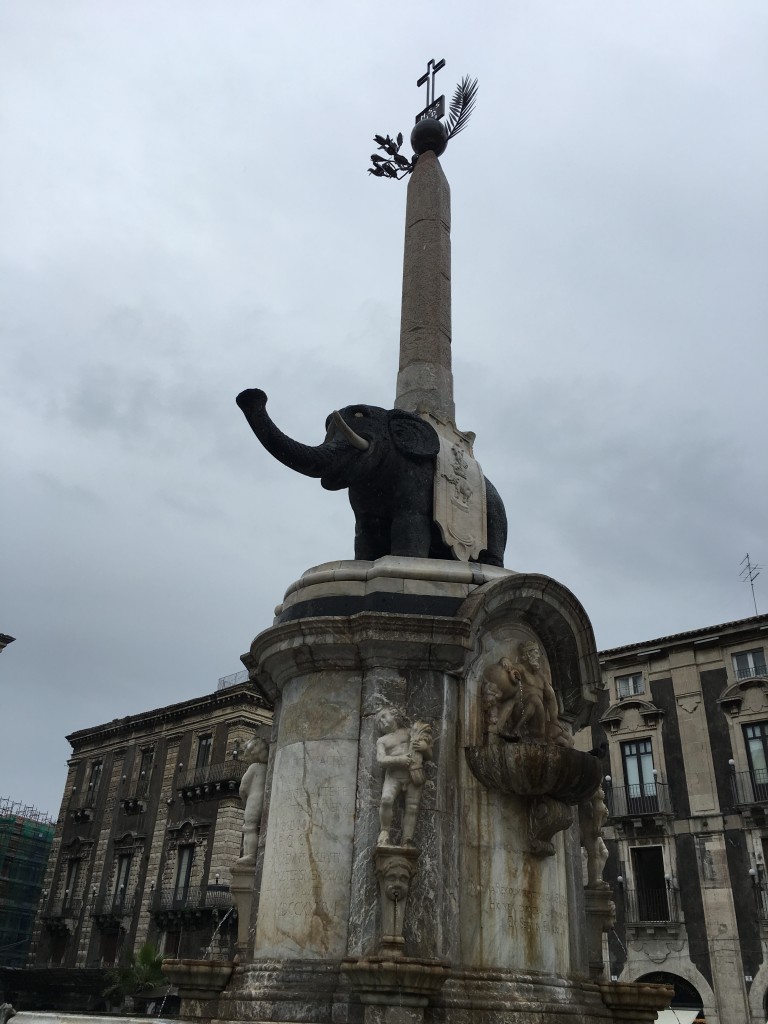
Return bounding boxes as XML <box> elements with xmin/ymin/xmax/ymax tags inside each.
<box><xmin>388</xmin><ymin>411</ymin><xmax>440</xmax><ymax>459</ymax></box>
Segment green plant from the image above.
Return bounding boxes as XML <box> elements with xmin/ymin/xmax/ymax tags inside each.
<box><xmin>103</xmin><ymin>941</ymin><xmax>165</xmax><ymax>1006</ymax></box>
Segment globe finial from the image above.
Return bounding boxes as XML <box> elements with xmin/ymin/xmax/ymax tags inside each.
<box><xmin>367</xmin><ymin>63</ymin><xmax>478</xmax><ymax>180</ymax></box>
<box><xmin>410</xmin><ymin>118</ymin><xmax>448</xmax><ymax>157</ymax></box>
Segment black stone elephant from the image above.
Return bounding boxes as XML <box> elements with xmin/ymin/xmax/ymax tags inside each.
<box><xmin>236</xmin><ymin>389</ymin><xmax>507</xmax><ymax>567</ymax></box>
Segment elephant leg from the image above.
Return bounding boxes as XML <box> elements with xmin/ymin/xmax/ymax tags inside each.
<box><xmin>390</xmin><ymin>513</ymin><xmax>432</xmax><ymax>559</ymax></box>
<box><xmin>482</xmin><ymin>478</ymin><xmax>508</xmax><ymax>567</ymax></box>
<box><xmin>354</xmin><ymin>514</ymin><xmax>390</xmax><ymax>561</ymax></box>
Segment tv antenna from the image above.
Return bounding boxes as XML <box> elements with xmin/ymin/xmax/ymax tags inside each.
<box><xmin>740</xmin><ymin>553</ymin><xmax>762</xmax><ymax>616</ymax></box>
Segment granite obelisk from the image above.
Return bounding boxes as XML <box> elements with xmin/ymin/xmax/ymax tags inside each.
<box><xmin>395</xmin><ymin>150</ymin><xmax>454</xmax><ymax>424</ymax></box>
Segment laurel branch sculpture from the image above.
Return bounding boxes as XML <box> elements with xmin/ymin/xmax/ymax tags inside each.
<box><xmin>368</xmin><ymin>75</ymin><xmax>479</xmax><ymax>180</ymax></box>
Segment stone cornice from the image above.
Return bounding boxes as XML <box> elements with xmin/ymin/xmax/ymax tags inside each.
<box><xmin>66</xmin><ymin>683</ymin><xmax>271</xmax><ymax>749</ymax></box>
<box><xmin>599</xmin><ymin>613</ymin><xmax>768</xmax><ymax>663</ymax></box>
<box><xmin>243</xmin><ymin>612</ymin><xmax>472</xmax><ymax>701</ymax></box>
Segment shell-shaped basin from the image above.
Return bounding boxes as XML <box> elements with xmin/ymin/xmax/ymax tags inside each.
<box><xmin>466</xmin><ymin>740</ymin><xmax>601</xmax><ymax>803</ymax></box>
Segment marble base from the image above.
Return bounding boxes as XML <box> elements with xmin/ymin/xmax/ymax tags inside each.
<box><xmin>12</xmin><ymin>1018</ymin><xmax>176</xmax><ymax>1024</ymax></box>
<box><xmin>206</xmin><ymin>964</ymin><xmax>669</xmax><ymax>1023</ymax></box>
<box><xmin>210</xmin><ymin>568</ymin><xmax>656</xmax><ymax>1024</ymax></box>
<box><xmin>274</xmin><ymin>556</ymin><xmax>512</xmax><ymax>623</ymax></box>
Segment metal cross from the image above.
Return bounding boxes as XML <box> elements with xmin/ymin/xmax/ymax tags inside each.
<box><xmin>416</xmin><ymin>58</ymin><xmax>446</xmax><ymax>108</ymax></box>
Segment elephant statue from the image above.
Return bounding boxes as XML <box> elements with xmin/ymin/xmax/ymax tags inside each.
<box><xmin>236</xmin><ymin>388</ymin><xmax>507</xmax><ymax>567</ymax></box>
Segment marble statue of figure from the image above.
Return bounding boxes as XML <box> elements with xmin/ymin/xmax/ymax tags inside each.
<box><xmin>238</xmin><ymin>736</ymin><xmax>269</xmax><ymax>866</ymax></box>
<box><xmin>579</xmin><ymin>785</ymin><xmax>610</xmax><ymax>888</ymax></box>
<box><xmin>0</xmin><ymin>1004</ymin><xmax>16</xmax><ymax>1024</ymax></box>
<box><xmin>375</xmin><ymin>705</ymin><xmax>434</xmax><ymax>847</ymax></box>
<box><xmin>482</xmin><ymin>639</ymin><xmax>572</xmax><ymax>747</ymax></box>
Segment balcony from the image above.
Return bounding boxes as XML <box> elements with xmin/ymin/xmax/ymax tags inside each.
<box><xmin>91</xmin><ymin>891</ymin><xmax>135</xmax><ymax>928</ymax></box>
<box><xmin>731</xmin><ymin>770</ymin><xmax>768</xmax><ymax>808</ymax></box>
<box><xmin>150</xmin><ymin>884</ymin><xmax>232</xmax><ymax>927</ymax></box>
<box><xmin>68</xmin><ymin>788</ymin><xmax>101</xmax><ymax>823</ymax></box>
<box><xmin>41</xmin><ymin>898</ymin><xmax>83</xmax><ymax>933</ymax></box>
<box><xmin>622</xmin><ymin>886</ymin><xmax>681</xmax><ymax>927</ymax></box>
<box><xmin>735</xmin><ymin>665</ymin><xmax>767</xmax><ymax>681</ymax></box>
<box><xmin>605</xmin><ymin>783</ymin><xmax>673</xmax><ymax>820</ymax></box>
<box><xmin>177</xmin><ymin>760</ymin><xmax>247</xmax><ymax>802</ymax></box>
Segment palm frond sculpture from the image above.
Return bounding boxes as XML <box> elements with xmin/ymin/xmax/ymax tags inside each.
<box><xmin>368</xmin><ymin>73</ymin><xmax>478</xmax><ymax>181</ymax></box>
<box><xmin>444</xmin><ymin>76</ymin><xmax>479</xmax><ymax>140</ymax></box>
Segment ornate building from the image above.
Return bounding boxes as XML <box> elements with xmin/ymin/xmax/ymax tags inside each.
<box><xmin>577</xmin><ymin>612</ymin><xmax>768</xmax><ymax>1024</ymax></box>
<box><xmin>28</xmin><ymin>674</ymin><xmax>271</xmax><ymax>973</ymax></box>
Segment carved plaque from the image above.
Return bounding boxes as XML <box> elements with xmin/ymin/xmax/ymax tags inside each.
<box><xmin>432</xmin><ymin>427</ymin><xmax>487</xmax><ymax>561</ymax></box>
<box><xmin>255</xmin><ymin>739</ymin><xmax>357</xmax><ymax>958</ymax></box>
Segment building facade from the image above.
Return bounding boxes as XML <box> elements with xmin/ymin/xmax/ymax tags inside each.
<box><xmin>29</xmin><ymin>675</ymin><xmax>271</xmax><ymax>972</ymax></box>
<box><xmin>0</xmin><ymin>800</ymin><xmax>54</xmax><ymax>967</ymax></box>
<box><xmin>578</xmin><ymin>613</ymin><xmax>768</xmax><ymax>1024</ymax></box>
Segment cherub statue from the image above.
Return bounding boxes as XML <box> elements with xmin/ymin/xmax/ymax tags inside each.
<box><xmin>579</xmin><ymin>786</ymin><xmax>610</xmax><ymax>888</ymax></box>
<box><xmin>482</xmin><ymin>639</ymin><xmax>572</xmax><ymax>746</ymax></box>
<box><xmin>375</xmin><ymin>704</ymin><xmax>434</xmax><ymax>847</ymax></box>
<box><xmin>237</xmin><ymin>736</ymin><xmax>269</xmax><ymax>866</ymax></box>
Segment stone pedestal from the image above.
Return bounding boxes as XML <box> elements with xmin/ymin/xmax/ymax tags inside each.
<box><xmin>201</xmin><ymin>559</ymin><xmax>670</xmax><ymax>1024</ymax></box>
<box><xmin>229</xmin><ymin>862</ymin><xmax>256</xmax><ymax>954</ymax></box>
<box><xmin>584</xmin><ymin>885</ymin><xmax>616</xmax><ymax>980</ymax></box>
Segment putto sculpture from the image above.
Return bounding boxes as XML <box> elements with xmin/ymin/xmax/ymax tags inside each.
<box><xmin>374</xmin><ymin>703</ymin><xmax>434</xmax><ymax>847</ymax></box>
<box><xmin>237</xmin><ymin>736</ymin><xmax>269</xmax><ymax>866</ymax></box>
<box><xmin>482</xmin><ymin>640</ymin><xmax>573</xmax><ymax>746</ymax></box>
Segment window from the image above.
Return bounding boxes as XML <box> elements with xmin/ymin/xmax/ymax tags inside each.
<box><xmin>63</xmin><ymin>859</ymin><xmax>80</xmax><ymax>906</ymax></box>
<box><xmin>100</xmin><ymin>930</ymin><xmax>120</xmax><ymax>965</ymax></box>
<box><xmin>733</xmin><ymin>649</ymin><xmax>767</xmax><ymax>681</ymax></box>
<box><xmin>630</xmin><ymin>847</ymin><xmax>669</xmax><ymax>921</ymax></box>
<box><xmin>136</xmin><ymin>748</ymin><xmax>154</xmax><ymax>797</ymax></box>
<box><xmin>163</xmin><ymin>929</ymin><xmax>181</xmax><ymax>958</ymax></box>
<box><xmin>621</xmin><ymin>739</ymin><xmax>657</xmax><ymax>813</ymax></box>
<box><xmin>85</xmin><ymin>761</ymin><xmax>103</xmax><ymax>807</ymax></box>
<box><xmin>616</xmin><ymin>672</ymin><xmax>644</xmax><ymax>699</ymax></box>
<box><xmin>174</xmin><ymin>845</ymin><xmax>194</xmax><ymax>901</ymax></box>
<box><xmin>195</xmin><ymin>735</ymin><xmax>213</xmax><ymax>770</ymax></box>
<box><xmin>744</xmin><ymin>722</ymin><xmax>768</xmax><ymax>800</ymax></box>
<box><xmin>113</xmin><ymin>853</ymin><xmax>132</xmax><ymax>905</ymax></box>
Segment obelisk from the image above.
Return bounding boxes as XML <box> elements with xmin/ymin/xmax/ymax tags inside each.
<box><xmin>395</xmin><ymin>149</ymin><xmax>455</xmax><ymax>424</ymax></box>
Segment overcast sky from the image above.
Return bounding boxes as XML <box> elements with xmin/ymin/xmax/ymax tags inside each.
<box><xmin>2</xmin><ymin>1</ymin><xmax>766</xmax><ymax>817</ymax></box>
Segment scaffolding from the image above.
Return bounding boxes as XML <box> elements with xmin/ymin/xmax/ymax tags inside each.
<box><xmin>0</xmin><ymin>796</ymin><xmax>55</xmax><ymax>967</ymax></box>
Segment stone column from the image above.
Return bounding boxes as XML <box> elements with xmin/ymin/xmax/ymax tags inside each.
<box><xmin>395</xmin><ymin>150</ymin><xmax>454</xmax><ymax>424</ymax></box>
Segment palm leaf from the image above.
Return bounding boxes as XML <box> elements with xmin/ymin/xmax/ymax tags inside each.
<box><xmin>444</xmin><ymin>75</ymin><xmax>479</xmax><ymax>140</ymax></box>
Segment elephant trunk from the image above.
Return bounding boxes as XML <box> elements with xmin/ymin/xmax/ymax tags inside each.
<box><xmin>236</xmin><ymin>389</ymin><xmax>344</xmax><ymax>478</ymax></box>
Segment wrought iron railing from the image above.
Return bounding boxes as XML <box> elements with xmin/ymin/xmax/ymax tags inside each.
<box><xmin>152</xmin><ymin>884</ymin><xmax>232</xmax><ymax>913</ymax></box>
<box><xmin>122</xmin><ymin>775</ymin><xmax>152</xmax><ymax>805</ymax></box>
<box><xmin>731</xmin><ymin>770</ymin><xmax>768</xmax><ymax>806</ymax></box>
<box><xmin>218</xmin><ymin>669</ymin><xmax>249</xmax><ymax>690</ymax></box>
<box><xmin>622</xmin><ymin>886</ymin><xmax>680</xmax><ymax>924</ymax></box>
<box><xmin>736</xmin><ymin>665</ymin><xmax>767</xmax><ymax>681</ymax></box>
<box><xmin>91</xmin><ymin>892</ymin><xmax>135</xmax><ymax>917</ymax></box>
<box><xmin>605</xmin><ymin>782</ymin><xmax>672</xmax><ymax>818</ymax></box>
<box><xmin>179</xmin><ymin>759</ymin><xmax>247</xmax><ymax>793</ymax></box>
<box><xmin>42</xmin><ymin>898</ymin><xmax>83</xmax><ymax>920</ymax></box>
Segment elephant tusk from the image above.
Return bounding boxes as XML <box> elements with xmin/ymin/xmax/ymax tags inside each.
<box><xmin>328</xmin><ymin>411</ymin><xmax>370</xmax><ymax>451</ymax></box>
